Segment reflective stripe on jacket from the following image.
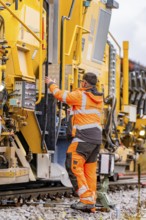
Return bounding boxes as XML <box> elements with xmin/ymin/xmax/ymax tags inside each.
<box><xmin>49</xmin><ymin>82</ymin><xmax>103</xmax><ymax>144</ymax></box>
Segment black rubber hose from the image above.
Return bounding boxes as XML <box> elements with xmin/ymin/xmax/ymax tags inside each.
<box><xmin>104</xmin><ymin>95</ymin><xmax>118</xmax><ymax>151</ymax></box>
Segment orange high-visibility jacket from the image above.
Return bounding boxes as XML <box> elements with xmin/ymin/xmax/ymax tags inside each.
<box><xmin>49</xmin><ymin>82</ymin><xmax>103</xmax><ymax>144</ymax></box>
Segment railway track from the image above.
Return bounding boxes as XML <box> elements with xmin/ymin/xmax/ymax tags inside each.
<box><xmin>110</xmin><ymin>175</ymin><xmax>146</xmax><ymax>186</ymax></box>
<box><xmin>0</xmin><ymin>181</ymin><xmax>73</xmax><ymax>207</ymax></box>
<box><xmin>0</xmin><ymin>175</ymin><xmax>146</xmax><ymax>207</ymax></box>
<box><xmin>108</xmin><ymin>176</ymin><xmax>146</xmax><ymax>192</ymax></box>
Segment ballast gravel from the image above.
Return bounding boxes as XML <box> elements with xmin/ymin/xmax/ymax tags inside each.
<box><xmin>0</xmin><ymin>187</ymin><xmax>146</xmax><ymax>220</ymax></box>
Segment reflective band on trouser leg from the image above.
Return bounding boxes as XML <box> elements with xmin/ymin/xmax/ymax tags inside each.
<box><xmin>71</xmin><ymin>153</ymin><xmax>95</xmax><ymax>204</ymax></box>
<box><xmin>77</xmin><ymin>185</ymin><xmax>89</xmax><ymax>196</ymax></box>
<box><xmin>80</xmin><ymin>196</ymin><xmax>95</xmax><ymax>203</ymax></box>
<box><xmin>84</xmin><ymin>162</ymin><xmax>97</xmax><ymax>202</ymax></box>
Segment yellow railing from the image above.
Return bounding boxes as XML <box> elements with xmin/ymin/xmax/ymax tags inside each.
<box><xmin>65</xmin><ymin>25</ymin><xmax>90</xmax><ymax>56</ymax></box>
<box><xmin>62</xmin><ymin>25</ymin><xmax>90</xmax><ymax>90</ymax></box>
<box><xmin>108</xmin><ymin>31</ymin><xmax>121</xmax><ymax>58</ymax></box>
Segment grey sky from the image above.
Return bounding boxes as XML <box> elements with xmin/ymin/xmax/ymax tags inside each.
<box><xmin>109</xmin><ymin>0</ymin><xmax>146</xmax><ymax>66</ymax></box>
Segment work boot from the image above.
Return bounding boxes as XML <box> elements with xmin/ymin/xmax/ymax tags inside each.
<box><xmin>71</xmin><ymin>201</ymin><xmax>96</xmax><ymax>213</ymax></box>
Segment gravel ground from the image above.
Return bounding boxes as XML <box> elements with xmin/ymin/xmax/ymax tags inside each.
<box><xmin>0</xmin><ymin>187</ymin><xmax>146</xmax><ymax>220</ymax></box>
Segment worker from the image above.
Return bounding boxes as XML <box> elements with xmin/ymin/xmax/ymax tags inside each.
<box><xmin>45</xmin><ymin>72</ymin><xmax>103</xmax><ymax>212</ymax></box>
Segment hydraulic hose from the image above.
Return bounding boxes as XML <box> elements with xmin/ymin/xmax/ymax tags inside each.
<box><xmin>104</xmin><ymin>95</ymin><xmax>118</xmax><ymax>152</ymax></box>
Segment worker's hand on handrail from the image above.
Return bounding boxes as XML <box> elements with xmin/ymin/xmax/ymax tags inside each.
<box><xmin>45</xmin><ymin>76</ymin><xmax>56</xmax><ymax>85</ymax></box>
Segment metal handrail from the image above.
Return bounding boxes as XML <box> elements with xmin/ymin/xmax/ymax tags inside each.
<box><xmin>0</xmin><ymin>0</ymin><xmax>41</xmax><ymax>42</ymax></box>
<box><xmin>108</xmin><ymin>31</ymin><xmax>121</xmax><ymax>58</ymax></box>
<box><xmin>65</xmin><ymin>25</ymin><xmax>90</xmax><ymax>56</ymax></box>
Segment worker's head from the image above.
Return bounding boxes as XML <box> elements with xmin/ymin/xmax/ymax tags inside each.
<box><xmin>81</xmin><ymin>72</ymin><xmax>97</xmax><ymax>88</ymax></box>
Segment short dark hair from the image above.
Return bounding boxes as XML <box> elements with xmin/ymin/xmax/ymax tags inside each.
<box><xmin>83</xmin><ymin>72</ymin><xmax>97</xmax><ymax>85</ymax></box>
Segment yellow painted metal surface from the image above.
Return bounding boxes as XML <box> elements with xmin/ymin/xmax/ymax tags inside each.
<box><xmin>123</xmin><ymin>41</ymin><xmax>129</xmax><ymax>106</ymax></box>
<box><xmin>0</xmin><ymin>168</ymin><xmax>29</xmax><ymax>177</ymax></box>
<box><xmin>0</xmin><ymin>0</ymin><xmax>46</xmax><ymax>156</ymax></box>
<box><xmin>59</xmin><ymin>0</ymin><xmax>83</xmax><ymax>65</ymax></box>
<box><xmin>73</xmin><ymin>67</ymin><xmax>78</xmax><ymax>90</ymax></box>
<box><xmin>58</xmin><ymin>0</ymin><xmax>85</xmax><ymax>89</ymax></box>
<box><xmin>20</xmin><ymin>110</ymin><xmax>44</xmax><ymax>154</ymax></box>
<box><xmin>115</xmin><ymin>54</ymin><xmax>121</xmax><ymax>112</ymax></box>
<box><xmin>1</xmin><ymin>0</ymin><xmax>46</xmax><ymax>94</ymax></box>
<box><xmin>78</xmin><ymin>1</ymin><xmax>111</xmax><ymax>95</ymax></box>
